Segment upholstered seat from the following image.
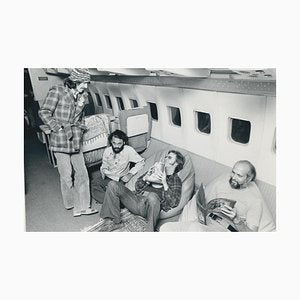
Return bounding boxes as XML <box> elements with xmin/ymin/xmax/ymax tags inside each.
<box><xmin>126</xmin><ymin>147</ymin><xmax>195</xmax><ymax>219</ymax></box>
<box><xmin>82</xmin><ymin>113</ymin><xmax>110</xmax><ymax>166</ymax></box>
<box><xmin>118</xmin><ymin>106</ymin><xmax>152</xmax><ymax>153</ymax></box>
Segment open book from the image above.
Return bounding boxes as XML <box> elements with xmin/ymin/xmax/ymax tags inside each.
<box><xmin>196</xmin><ymin>183</ymin><xmax>237</xmax><ymax>229</ymax></box>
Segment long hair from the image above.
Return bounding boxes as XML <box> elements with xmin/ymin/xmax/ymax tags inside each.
<box><xmin>168</xmin><ymin>150</ymin><xmax>185</xmax><ymax>174</ymax></box>
<box><xmin>64</xmin><ymin>77</ymin><xmax>77</xmax><ymax>89</ymax></box>
<box><xmin>108</xmin><ymin>130</ymin><xmax>129</xmax><ymax>145</ymax></box>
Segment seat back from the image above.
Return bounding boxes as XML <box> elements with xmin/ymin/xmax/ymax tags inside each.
<box><xmin>82</xmin><ymin>114</ymin><xmax>111</xmax><ymax>166</ymax></box>
<box><xmin>118</xmin><ymin>106</ymin><xmax>152</xmax><ymax>153</ymax></box>
<box><xmin>126</xmin><ymin>147</ymin><xmax>195</xmax><ymax>219</ymax></box>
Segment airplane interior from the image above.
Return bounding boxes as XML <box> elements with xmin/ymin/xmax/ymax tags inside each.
<box><xmin>24</xmin><ymin>68</ymin><xmax>276</xmax><ymax>232</ymax></box>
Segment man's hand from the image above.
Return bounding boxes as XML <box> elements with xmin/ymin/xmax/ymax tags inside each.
<box><xmin>120</xmin><ymin>173</ymin><xmax>134</xmax><ymax>183</ymax></box>
<box><xmin>159</xmin><ymin>170</ymin><xmax>167</xmax><ymax>186</ymax></box>
<box><xmin>143</xmin><ymin>174</ymin><xmax>151</xmax><ymax>182</ymax></box>
<box><xmin>220</xmin><ymin>204</ymin><xmax>255</xmax><ymax>231</ymax></box>
<box><xmin>100</xmin><ymin>170</ymin><xmax>106</xmax><ymax>180</ymax></box>
<box><xmin>219</xmin><ymin>204</ymin><xmax>237</xmax><ymax>220</ymax></box>
<box><xmin>146</xmin><ymin>166</ymin><xmax>155</xmax><ymax>176</ymax></box>
<box><xmin>155</xmin><ymin>170</ymin><xmax>168</xmax><ymax>190</ymax></box>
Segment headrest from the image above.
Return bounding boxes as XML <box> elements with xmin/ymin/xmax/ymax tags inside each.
<box><xmin>152</xmin><ymin>147</ymin><xmax>194</xmax><ymax>182</ymax></box>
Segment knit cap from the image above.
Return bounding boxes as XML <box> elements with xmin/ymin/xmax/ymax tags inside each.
<box><xmin>69</xmin><ymin>68</ymin><xmax>91</xmax><ymax>83</ymax></box>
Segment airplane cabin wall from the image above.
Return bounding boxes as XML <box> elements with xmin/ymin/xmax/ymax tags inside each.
<box><xmin>32</xmin><ymin>74</ymin><xmax>275</xmax><ymax>186</ymax></box>
<box><xmin>93</xmin><ymin>82</ymin><xmax>114</xmax><ymax>115</ymax></box>
<box><xmin>28</xmin><ymin>69</ymin><xmax>65</xmax><ymax>107</ymax></box>
<box><xmin>257</xmin><ymin>96</ymin><xmax>276</xmax><ymax>184</ymax></box>
<box><xmin>91</xmin><ymin>82</ymin><xmax>275</xmax><ymax>186</ymax></box>
<box><xmin>119</xmin><ymin>84</ymin><xmax>139</xmax><ymax>108</ymax></box>
<box><xmin>214</xmin><ymin>93</ymin><xmax>270</xmax><ymax>183</ymax></box>
<box><xmin>180</xmin><ymin>89</ymin><xmax>219</xmax><ymax>161</ymax></box>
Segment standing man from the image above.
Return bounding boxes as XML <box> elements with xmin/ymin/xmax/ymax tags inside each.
<box><xmin>96</xmin><ymin>150</ymin><xmax>184</xmax><ymax>231</ymax></box>
<box><xmin>160</xmin><ymin>160</ymin><xmax>275</xmax><ymax>232</ymax></box>
<box><xmin>39</xmin><ymin>68</ymin><xmax>98</xmax><ymax>217</ymax></box>
<box><xmin>90</xmin><ymin>130</ymin><xmax>145</xmax><ymax>203</ymax></box>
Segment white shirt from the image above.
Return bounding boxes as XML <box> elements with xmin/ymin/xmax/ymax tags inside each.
<box><xmin>100</xmin><ymin>145</ymin><xmax>145</xmax><ymax>181</ymax></box>
<box><xmin>205</xmin><ymin>173</ymin><xmax>275</xmax><ymax>231</ymax></box>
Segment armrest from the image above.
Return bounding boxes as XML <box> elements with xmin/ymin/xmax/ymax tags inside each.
<box><xmin>39</xmin><ymin>124</ymin><xmax>51</xmax><ymax>135</ymax></box>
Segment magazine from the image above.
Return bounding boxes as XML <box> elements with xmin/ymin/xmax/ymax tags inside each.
<box><xmin>195</xmin><ymin>184</ymin><xmax>237</xmax><ymax>230</ymax></box>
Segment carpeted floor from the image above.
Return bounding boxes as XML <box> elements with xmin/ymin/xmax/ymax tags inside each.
<box><xmin>83</xmin><ymin>208</ymin><xmax>148</xmax><ymax>232</ymax></box>
<box><xmin>24</xmin><ymin>129</ymin><xmax>178</xmax><ymax>232</ymax></box>
<box><xmin>24</xmin><ymin>129</ymin><xmax>102</xmax><ymax>232</ymax></box>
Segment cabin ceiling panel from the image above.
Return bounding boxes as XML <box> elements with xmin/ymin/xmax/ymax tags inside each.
<box><xmin>96</xmin><ymin>68</ymin><xmax>151</xmax><ymax>76</ymax></box>
<box><xmin>42</xmin><ymin>68</ymin><xmax>275</xmax><ymax>96</ymax></box>
<box><xmin>89</xmin><ymin>76</ymin><xmax>275</xmax><ymax>96</ymax></box>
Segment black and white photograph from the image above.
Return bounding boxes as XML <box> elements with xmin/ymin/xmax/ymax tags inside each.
<box><xmin>2</xmin><ymin>1</ymin><xmax>300</xmax><ymax>300</ymax></box>
<box><xmin>24</xmin><ymin>67</ymin><xmax>276</xmax><ymax>233</ymax></box>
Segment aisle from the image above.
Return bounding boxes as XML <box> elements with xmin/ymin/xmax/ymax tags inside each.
<box><xmin>24</xmin><ymin>129</ymin><xmax>101</xmax><ymax>232</ymax></box>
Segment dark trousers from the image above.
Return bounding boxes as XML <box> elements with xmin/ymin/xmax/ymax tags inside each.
<box><xmin>100</xmin><ymin>181</ymin><xmax>161</xmax><ymax>231</ymax></box>
<box><xmin>90</xmin><ymin>172</ymin><xmax>112</xmax><ymax>204</ymax></box>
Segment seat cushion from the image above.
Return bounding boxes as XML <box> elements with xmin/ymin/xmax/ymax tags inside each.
<box><xmin>126</xmin><ymin>147</ymin><xmax>195</xmax><ymax>219</ymax></box>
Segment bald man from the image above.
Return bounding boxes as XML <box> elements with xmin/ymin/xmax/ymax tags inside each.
<box><xmin>160</xmin><ymin>160</ymin><xmax>275</xmax><ymax>232</ymax></box>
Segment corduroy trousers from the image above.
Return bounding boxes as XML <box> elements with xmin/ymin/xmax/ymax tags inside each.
<box><xmin>54</xmin><ymin>151</ymin><xmax>91</xmax><ymax>214</ymax></box>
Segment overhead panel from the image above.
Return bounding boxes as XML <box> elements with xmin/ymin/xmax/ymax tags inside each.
<box><xmin>148</xmin><ymin>68</ymin><xmax>211</xmax><ymax>77</ymax></box>
<box><xmin>96</xmin><ymin>68</ymin><xmax>151</xmax><ymax>76</ymax></box>
<box><xmin>57</xmin><ymin>68</ymin><xmax>71</xmax><ymax>74</ymax></box>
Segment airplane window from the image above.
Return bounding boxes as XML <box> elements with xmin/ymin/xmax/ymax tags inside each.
<box><xmin>116</xmin><ymin>97</ymin><xmax>125</xmax><ymax>110</ymax></box>
<box><xmin>147</xmin><ymin>102</ymin><xmax>158</xmax><ymax>120</ymax></box>
<box><xmin>95</xmin><ymin>93</ymin><xmax>102</xmax><ymax>106</ymax></box>
<box><xmin>230</xmin><ymin>118</ymin><xmax>251</xmax><ymax>144</ymax></box>
<box><xmin>104</xmin><ymin>95</ymin><xmax>112</xmax><ymax>109</ymax></box>
<box><xmin>130</xmin><ymin>99</ymin><xmax>139</xmax><ymax>108</ymax></box>
<box><xmin>169</xmin><ymin>106</ymin><xmax>181</xmax><ymax>127</ymax></box>
<box><xmin>84</xmin><ymin>92</ymin><xmax>95</xmax><ymax>116</ymax></box>
<box><xmin>196</xmin><ymin>111</ymin><xmax>211</xmax><ymax>134</ymax></box>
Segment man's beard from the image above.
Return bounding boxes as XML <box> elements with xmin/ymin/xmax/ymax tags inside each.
<box><xmin>229</xmin><ymin>177</ymin><xmax>241</xmax><ymax>189</ymax></box>
<box><xmin>112</xmin><ymin>144</ymin><xmax>125</xmax><ymax>154</ymax></box>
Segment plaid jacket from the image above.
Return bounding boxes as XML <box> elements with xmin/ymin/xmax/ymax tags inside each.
<box><xmin>39</xmin><ymin>85</ymin><xmax>87</xmax><ymax>153</ymax></box>
<box><xmin>135</xmin><ymin>172</ymin><xmax>182</xmax><ymax>212</ymax></box>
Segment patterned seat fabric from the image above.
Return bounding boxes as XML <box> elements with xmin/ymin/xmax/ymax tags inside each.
<box><xmin>82</xmin><ymin>114</ymin><xmax>110</xmax><ymax>165</ymax></box>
